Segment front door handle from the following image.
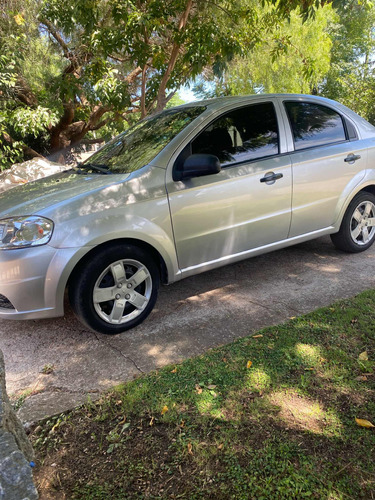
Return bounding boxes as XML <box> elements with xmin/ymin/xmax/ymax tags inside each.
<box><xmin>344</xmin><ymin>154</ymin><xmax>361</xmax><ymax>163</ymax></box>
<box><xmin>260</xmin><ymin>172</ymin><xmax>283</xmax><ymax>184</ymax></box>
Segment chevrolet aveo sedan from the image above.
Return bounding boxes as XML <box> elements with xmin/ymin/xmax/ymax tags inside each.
<box><xmin>1</xmin><ymin>94</ymin><xmax>375</xmax><ymax>334</ymax></box>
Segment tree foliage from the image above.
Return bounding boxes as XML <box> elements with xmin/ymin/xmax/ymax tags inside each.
<box><xmin>1</xmin><ymin>0</ymin><xmax>253</xmax><ymax>166</ymax></box>
<box><xmin>193</xmin><ymin>3</ymin><xmax>335</xmax><ymax>98</ymax></box>
<box><xmin>0</xmin><ymin>0</ymin><xmax>373</xmax><ymax>169</ymax></box>
<box><xmin>321</xmin><ymin>1</ymin><xmax>375</xmax><ymax>123</ymax></box>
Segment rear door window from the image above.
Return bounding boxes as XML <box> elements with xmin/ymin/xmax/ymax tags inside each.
<box><xmin>285</xmin><ymin>101</ymin><xmax>347</xmax><ymax>150</ymax></box>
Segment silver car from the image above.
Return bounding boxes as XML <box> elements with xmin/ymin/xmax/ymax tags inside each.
<box><xmin>1</xmin><ymin>94</ymin><xmax>375</xmax><ymax>334</ymax></box>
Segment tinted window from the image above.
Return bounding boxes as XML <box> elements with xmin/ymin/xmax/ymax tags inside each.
<box><xmin>83</xmin><ymin>106</ymin><xmax>206</xmax><ymax>174</ymax></box>
<box><xmin>285</xmin><ymin>101</ymin><xmax>346</xmax><ymax>150</ymax></box>
<box><xmin>191</xmin><ymin>102</ymin><xmax>279</xmax><ymax>166</ymax></box>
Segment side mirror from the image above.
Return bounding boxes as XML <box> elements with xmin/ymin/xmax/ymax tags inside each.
<box><xmin>177</xmin><ymin>154</ymin><xmax>221</xmax><ymax>181</ymax></box>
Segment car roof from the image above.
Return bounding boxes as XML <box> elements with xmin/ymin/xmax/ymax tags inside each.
<box><xmin>177</xmin><ymin>93</ymin><xmax>335</xmax><ymax>109</ymax></box>
<box><xmin>175</xmin><ymin>93</ymin><xmax>375</xmax><ymax>138</ymax></box>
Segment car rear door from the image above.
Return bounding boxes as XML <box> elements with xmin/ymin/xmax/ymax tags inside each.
<box><xmin>281</xmin><ymin>99</ymin><xmax>367</xmax><ymax>238</ymax></box>
<box><xmin>166</xmin><ymin>100</ymin><xmax>293</xmax><ymax>272</ymax></box>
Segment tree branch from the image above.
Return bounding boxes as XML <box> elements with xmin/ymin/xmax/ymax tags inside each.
<box><xmin>40</xmin><ymin>18</ymin><xmax>80</xmax><ymax>75</ymax></box>
<box><xmin>40</xmin><ymin>18</ymin><xmax>70</xmax><ymax>58</ymax></box>
<box><xmin>2</xmin><ymin>132</ymin><xmax>46</xmax><ymax>160</ymax></box>
<box><xmin>14</xmin><ymin>76</ymin><xmax>38</xmax><ymax>107</ymax></box>
<box><xmin>125</xmin><ymin>66</ymin><xmax>143</xmax><ymax>84</ymax></box>
<box><xmin>156</xmin><ymin>0</ymin><xmax>193</xmax><ymax>111</ymax></box>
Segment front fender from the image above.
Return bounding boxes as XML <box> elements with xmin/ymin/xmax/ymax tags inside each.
<box><xmin>43</xmin><ymin>199</ymin><xmax>181</xmax><ymax>315</ymax></box>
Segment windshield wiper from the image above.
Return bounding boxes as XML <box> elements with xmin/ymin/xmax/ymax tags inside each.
<box><xmin>76</xmin><ymin>162</ymin><xmax>113</xmax><ymax>174</ymax></box>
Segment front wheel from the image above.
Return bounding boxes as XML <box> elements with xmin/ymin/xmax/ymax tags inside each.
<box><xmin>331</xmin><ymin>192</ymin><xmax>375</xmax><ymax>253</ymax></box>
<box><xmin>69</xmin><ymin>244</ymin><xmax>160</xmax><ymax>334</ymax></box>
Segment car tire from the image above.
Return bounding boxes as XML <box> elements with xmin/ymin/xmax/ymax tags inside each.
<box><xmin>331</xmin><ymin>192</ymin><xmax>375</xmax><ymax>253</ymax></box>
<box><xmin>69</xmin><ymin>243</ymin><xmax>160</xmax><ymax>334</ymax></box>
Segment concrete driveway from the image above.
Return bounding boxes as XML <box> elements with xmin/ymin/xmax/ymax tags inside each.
<box><xmin>1</xmin><ymin>235</ymin><xmax>375</xmax><ymax>424</ymax></box>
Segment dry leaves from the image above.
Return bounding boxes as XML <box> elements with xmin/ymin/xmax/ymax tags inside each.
<box><xmin>247</xmin><ymin>360</ymin><xmax>252</xmax><ymax>369</ymax></box>
<box><xmin>355</xmin><ymin>418</ymin><xmax>374</xmax><ymax>428</ymax></box>
<box><xmin>358</xmin><ymin>351</ymin><xmax>368</xmax><ymax>361</ymax></box>
<box><xmin>14</xmin><ymin>14</ymin><xmax>25</xmax><ymax>25</ymax></box>
<box><xmin>195</xmin><ymin>384</ymin><xmax>203</xmax><ymax>394</ymax></box>
<box><xmin>161</xmin><ymin>405</ymin><xmax>169</xmax><ymax>415</ymax></box>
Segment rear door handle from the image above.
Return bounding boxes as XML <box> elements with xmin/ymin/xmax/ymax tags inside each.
<box><xmin>260</xmin><ymin>172</ymin><xmax>283</xmax><ymax>184</ymax></box>
<box><xmin>344</xmin><ymin>154</ymin><xmax>361</xmax><ymax>163</ymax></box>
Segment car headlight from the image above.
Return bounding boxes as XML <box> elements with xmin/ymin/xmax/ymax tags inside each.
<box><xmin>0</xmin><ymin>216</ymin><xmax>54</xmax><ymax>249</ymax></box>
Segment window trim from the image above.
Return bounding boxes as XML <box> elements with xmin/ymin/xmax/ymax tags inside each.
<box><xmin>283</xmin><ymin>100</ymin><xmax>352</xmax><ymax>153</ymax></box>
<box><xmin>174</xmin><ymin>101</ymin><xmax>281</xmax><ymax>175</ymax></box>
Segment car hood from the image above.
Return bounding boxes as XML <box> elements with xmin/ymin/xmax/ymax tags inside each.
<box><xmin>0</xmin><ymin>170</ymin><xmax>132</xmax><ymax>218</ymax></box>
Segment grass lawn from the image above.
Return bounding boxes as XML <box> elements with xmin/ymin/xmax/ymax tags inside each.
<box><xmin>32</xmin><ymin>290</ymin><xmax>375</xmax><ymax>499</ymax></box>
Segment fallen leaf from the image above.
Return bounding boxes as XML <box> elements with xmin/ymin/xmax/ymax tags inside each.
<box><xmin>355</xmin><ymin>418</ymin><xmax>374</xmax><ymax>428</ymax></box>
<box><xmin>290</xmin><ymin>316</ymin><xmax>296</xmax><ymax>320</ymax></box>
<box><xmin>358</xmin><ymin>351</ymin><xmax>369</xmax><ymax>361</ymax></box>
<box><xmin>252</xmin><ymin>334</ymin><xmax>263</xmax><ymax>338</ymax></box>
<box><xmin>14</xmin><ymin>14</ymin><xmax>25</xmax><ymax>25</ymax></box>
<box><xmin>217</xmin><ymin>443</ymin><xmax>224</xmax><ymax>450</ymax></box>
<box><xmin>180</xmin><ymin>420</ymin><xmax>185</xmax><ymax>428</ymax></box>
<box><xmin>247</xmin><ymin>360</ymin><xmax>252</xmax><ymax>369</ymax></box>
<box><xmin>161</xmin><ymin>405</ymin><xmax>169</xmax><ymax>415</ymax></box>
<box><xmin>222</xmin><ymin>357</ymin><xmax>227</xmax><ymax>363</ymax></box>
<box><xmin>121</xmin><ymin>422</ymin><xmax>130</xmax><ymax>433</ymax></box>
<box><xmin>355</xmin><ymin>375</ymin><xmax>368</xmax><ymax>381</ymax></box>
<box><xmin>195</xmin><ymin>384</ymin><xmax>203</xmax><ymax>394</ymax></box>
<box><xmin>187</xmin><ymin>443</ymin><xmax>193</xmax><ymax>455</ymax></box>
<box><xmin>267</xmin><ymin>345</ymin><xmax>274</xmax><ymax>350</ymax></box>
<box><xmin>207</xmin><ymin>385</ymin><xmax>216</xmax><ymax>390</ymax></box>
<box><xmin>171</xmin><ymin>367</ymin><xmax>177</xmax><ymax>373</ymax></box>
<box><xmin>149</xmin><ymin>416</ymin><xmax>155</xmax><ymax>426</ymax></box>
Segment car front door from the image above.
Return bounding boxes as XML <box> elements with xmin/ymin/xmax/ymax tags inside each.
<box><xmin>282</xmin><ymin>100</ymin><xmax>367</xmax><ymax>238</ymax></box>
<box><xmin>166</xmin><ymin>101</ymin><xmax>293</xmax><ymax>273</ymax></box>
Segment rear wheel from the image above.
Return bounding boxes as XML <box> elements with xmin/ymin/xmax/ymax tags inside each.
<box><xmin>331</xmin><ymin>192</ymin><xmax>375</xmax><ymax>253</ymax></box>
<box><xmin>69</xmin><ymin>244</ymin><xmax>159</xmax><ymax>334</ymax></box>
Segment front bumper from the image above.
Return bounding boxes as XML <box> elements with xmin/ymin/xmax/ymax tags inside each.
<box><xmin>0</xmin><ymin>244</ymin><xmax>86</xmax><ymax>320</ymax></box>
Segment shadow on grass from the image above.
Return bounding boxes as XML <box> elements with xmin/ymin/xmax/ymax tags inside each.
<box><xmin>33</xmin><ymin>291</ymin><xmax>375</xmax><ymax>499</ymax></box>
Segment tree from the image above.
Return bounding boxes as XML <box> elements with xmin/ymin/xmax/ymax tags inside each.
<box><xmin>192</xmin><ymin>3</ymin><xmax>336</xmax><ymax>98</ymax></box>
<box><xmin>1</xmin><ymin>0</ymin><xmax>248</xmax><ymax>166</ymax></box>
<box><xmin>320</xmin><ymin>1</ymin><xmax>375</xmax><ymax>123</ymax></box>
<box><xmin>1</xmin><ymin>0</ymin><xmax>369</xmax><ymax>168</ymax></box>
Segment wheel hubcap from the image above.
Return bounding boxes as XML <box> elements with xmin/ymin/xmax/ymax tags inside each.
<box><xmin>93</xmin><ymin>259</ymin><xmax>152</xmax><ymax>325</ymax></box>
<box><xmin>350</xmin><ymin>201</ymin><xmax>375</xmax><ymax>246</ymax></box>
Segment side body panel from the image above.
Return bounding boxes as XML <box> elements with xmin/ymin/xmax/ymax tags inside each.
<box><xmin>167</xmin><ymin>157</ymin><xmax>292</xmax><ymax>270</ymax></box>
<box><xmin>288</xmin><ymin>142</ymin><xmax>368</xmax><ymax>237</ymax></box>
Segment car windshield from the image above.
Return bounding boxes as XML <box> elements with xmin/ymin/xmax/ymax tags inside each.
<box><xmin>82</xmin><ymin>106</ymin><xmax>206</xmax><ymax>174</ymax></box>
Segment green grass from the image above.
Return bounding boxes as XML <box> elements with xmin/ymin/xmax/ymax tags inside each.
<box><xmin>33</xmin><ymin>290</ymin><xmax>375</xmax><ymax>499</ymax></box>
